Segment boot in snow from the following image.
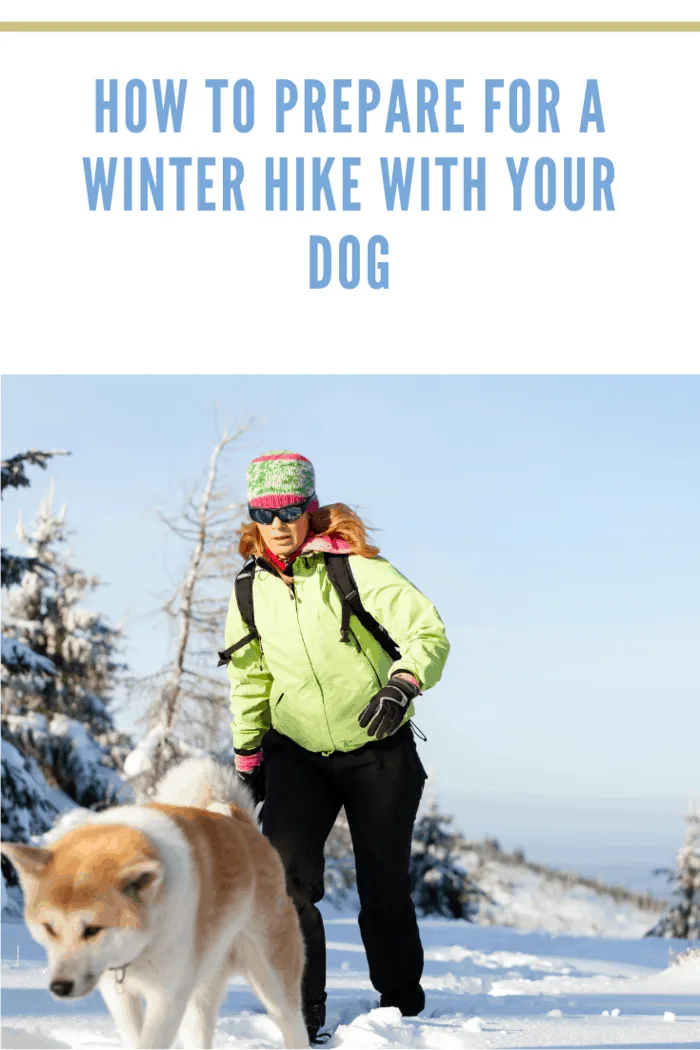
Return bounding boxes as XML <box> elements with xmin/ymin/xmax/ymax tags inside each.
<box><xmin>380</xmin><ymin>982</ymin><xmax>425</xmax><ymax>1016</ymax></box>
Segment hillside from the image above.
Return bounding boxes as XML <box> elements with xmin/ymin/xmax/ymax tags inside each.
<box><xmin>461</xmin><ymin>838</ymin><xmax>665</xmax><ymax>937</ymax></box>
<box><xmin>3</xmin><ymin>731</ymin><xmax>666</xmax><ymax>941</ymax></box>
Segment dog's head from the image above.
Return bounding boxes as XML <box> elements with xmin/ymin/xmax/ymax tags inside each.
<box><xmin>1</xmin><ymin>824</ymin><xmax>163</xmax><ymax>999</ymax></box>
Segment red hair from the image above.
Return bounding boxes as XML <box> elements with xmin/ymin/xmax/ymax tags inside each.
<box><xmin>238</xmin><ymin>503</ymin><xmax>380</xmax><ymax>560</ymax></box>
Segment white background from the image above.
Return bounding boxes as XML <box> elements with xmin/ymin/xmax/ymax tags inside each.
<box><xmin>0</xmin><ymin>3</ymin><xmax>698</xmax><ymax>372</ymax></box>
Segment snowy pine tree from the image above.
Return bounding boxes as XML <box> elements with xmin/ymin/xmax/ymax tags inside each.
<box><xmin>647</xmin><ymin>807</ymin><xmax>700</xmax><ymax>941</ymax></box>
<box><xmin>1</xmin><ymin>450</ymin><xmax>67</xmax><ymax>494</ymax></box>
<box><xmin>2</xmin><ymin>486</ymin><xmax>125</xmax><ymax>735</ymax></box>
<box><xmin>2</xmin><ymin>449</ymin><xmax>70</xmax><ymax>587</ymax></box>
<box><xmin>1</xmin><ymin>735</ymin><xmax>64</xmax><ymax>917</ymax></box>
<box><xmin>1</xmin><ymin>450</ymin><xmax>69</xmax><ymax>689</ymax></box>
<box><xmin>1</xmin><ymin>736</ymin><xmax>62</xmax><ymax>844</ymax></box>
<box><xmin>2</xmin><ymin>453</ymin><xmax>133</xmax><ymax>916</ymax></box>
<box><xmin>2</xmin><ymin>714</ymin><xmax>128</xmax><ymax>812</ymax></box>
<box><xmin>410</xmin><ymin>801</ymin><xmax>482</xmax><ymax>920</ymax></box>
<box><xmin>0</xmin><ymin>715</ymin><xmax>132</xmax><ymax>917</ymax></box>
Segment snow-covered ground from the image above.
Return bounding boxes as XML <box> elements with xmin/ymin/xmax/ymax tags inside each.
<box><xmin>461</xmin><ymin>847</ymin><xmax>663</xmax><ymax>938</ymax></box>
<box><xmin>2</xmin><ymin>910</ymin><xmax>698</xmax><ymax>1049</ymax></box>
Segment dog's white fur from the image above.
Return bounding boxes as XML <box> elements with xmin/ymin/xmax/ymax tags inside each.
<box><xmin>2</xmin><ymin>758</ymin><xmax>307</xmax><ymax>1050</ymax></box>
<box><xmin>93</xmin><ymin>805</ymin><xmax>203</xmax><ymax>1049</ymax></box>
<box><xmin>153</xmin><ymin>755</ymin><xmax>255</xmax><ymax>817</ymax></box>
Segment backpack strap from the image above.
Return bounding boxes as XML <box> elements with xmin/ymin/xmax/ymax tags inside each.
<box><xmin>324</xmin><ymin>553</ymin><xmax>402</xmax><ymax>663</ymax></box>
<box><xmin>217</xmin><ymin>558</ymin><xmax>258</xmax><ymax>667</ymax></box>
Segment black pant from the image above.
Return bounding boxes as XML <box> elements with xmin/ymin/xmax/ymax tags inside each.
<box><xmin>261</xmin><ymin>723</ymin><xmax>427</xmax><ymax>1016</ymax></box>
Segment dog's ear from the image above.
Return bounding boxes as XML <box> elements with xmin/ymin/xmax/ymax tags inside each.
<box><xmin>1</xmin><ymin>843</ymin><xmax>52</xmax><ymax>886</ymax></box>
<box><xmin>119</xmin><ymin>860</ymin><xmax>164</xmax><ymax>902</ymax></box>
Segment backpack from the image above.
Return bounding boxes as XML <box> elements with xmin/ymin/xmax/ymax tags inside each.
<box><xmin>217</xmin><ymin>553</ymin><xmax>402</xmax><ymax>667</ymax></box>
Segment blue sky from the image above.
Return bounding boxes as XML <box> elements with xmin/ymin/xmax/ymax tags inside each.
<box><xmin>3</xmin><ymin>375</ymin><xmax>698</xmax><ymax>881</ymax></box>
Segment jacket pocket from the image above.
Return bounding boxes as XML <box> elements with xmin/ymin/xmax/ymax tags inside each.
<box><xmin>270</xmin><ymin>692</ymin><xmax>285</xmax><ymax>731</ymax></box>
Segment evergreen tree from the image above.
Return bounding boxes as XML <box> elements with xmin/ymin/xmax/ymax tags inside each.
<box><xmin>1</xmin><ymin>449</ymin><xmax>69</xmax><ymax>587</ymax></box>
<box><xmin>647</xmin><ymin>807</ymin><xmax>700</xmax><ymax>940</ymax></box>
<box><xmin>1</xmin><ymin>735</ymin><xmax>64</xmax><ymax>917</ymax></box>
<box><xmin>1</xmin><ymin>450</ymin><xmax>62</xmax><ymax>493</ymax></box>
<box><xmin>2</xmin><ymin>486</ymin><xmax>125</xmax><ymax>735</ymax></box>
<box><xmin>2</xmin><ymin>450</ymin><xmax>69</xmax><ymax>702</ymax></box>
<box><xmin>2</xmin><ymin>714</ymin><xmax>128</xmax><ymax>812</ymax></box>
<box><xmin>410</xmin><ymin>801</ymin><xmax>482</xmax><ymax>920</ymax></box>
<box><xmin>2</xmin><ymin>453</ymin><xmax>132</xmax><ymax>913</ymax></box>
<box><xmin>1</xmin><ymin>736</ymin><xmax>61</xmax><ymax>844</ymax></box>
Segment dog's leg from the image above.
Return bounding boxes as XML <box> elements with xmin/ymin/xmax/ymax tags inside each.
<box><xmin>242</xmin><ymin>941</ymin><xmax>308</xmax><ymax>1050</ymax></box>
<box><xmin>99</xmin><ymin>976</ymin><xmax>144</xmax><ymax>1049</ymax></box>
<box><xmin>136</xmin><ymin>983</ymin><xmax>192</xmax><ymax>1050</ymax></box>
<box><xmin>177</xmin><ymin>967</ymin><xmax>229</xmax><ymax>1050</ymax></box>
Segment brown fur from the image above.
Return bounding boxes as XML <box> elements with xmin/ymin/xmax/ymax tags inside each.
<box><xmin>148</xmin><ymin>804</ymin><xmax>258</xmax><ymax>956</ymax></box>
<box><xmin>21</xmin><ymin>824</ymin><xmax>157</xmax><ymax>930</ymax></box>
<box><xmin>146</xmin><ymin>803</ymin><xmax>301</xmax><ymax>979</ymax></box>
<box><xmin>2</xmin><ymin>797</ymin><xmax>308</xmax><ymax>1047</ymax></box>
<box><xmin>147</xmin><ymin>803</ymin><xmax>306</xmax><ymax>1038</ymax></box>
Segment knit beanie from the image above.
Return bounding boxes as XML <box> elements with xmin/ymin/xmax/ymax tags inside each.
<box><xmin>246</xmin><ymin>451</ymin><xmax>319</xmax><ymax>512</ymax></box>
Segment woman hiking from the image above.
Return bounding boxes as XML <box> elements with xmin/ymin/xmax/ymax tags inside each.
<box><xmin>222</xmin><ymin>450</ymin><xmax>450</xmax><ymax>1043</ymax></box>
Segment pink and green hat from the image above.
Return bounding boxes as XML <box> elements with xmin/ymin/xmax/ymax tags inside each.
<box><xmin>246</xmin><ymin>451</ymin><xmax>319</xmax><ymax>511</ymax></box>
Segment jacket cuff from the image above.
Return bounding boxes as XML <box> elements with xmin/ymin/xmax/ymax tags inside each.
<box><xmin>392</xmin><ymin>668</ymin><xmax>422</xmax><ymax>692</ymax></box>
<box><xmin>234</xmin><ymin>751</ymin><xmax>263</xmax><ymax>772</ymax></box>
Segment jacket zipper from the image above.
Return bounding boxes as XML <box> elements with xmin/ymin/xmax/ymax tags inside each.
<box><xmin>291</xmin><ymin>563</ymin><xmax>337</xmax><ymax>751</ymax></box>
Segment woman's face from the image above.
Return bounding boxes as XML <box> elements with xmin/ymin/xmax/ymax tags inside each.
<box><xmin>257</xmin><ymin>512</ymin><xmax>310</xmax><ymax>561</ymax></box>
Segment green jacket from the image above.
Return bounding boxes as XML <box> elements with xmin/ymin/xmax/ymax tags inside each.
<box><xmin>224</xmin><ymin>552</ymin><xmax>450</xmax><ymax>754</ymax></box>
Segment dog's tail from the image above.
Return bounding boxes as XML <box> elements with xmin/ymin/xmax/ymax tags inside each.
<box><xmin>153</xmin><ymin>757</ymin><xmax>256</xmax><ymax>819</ymax></box>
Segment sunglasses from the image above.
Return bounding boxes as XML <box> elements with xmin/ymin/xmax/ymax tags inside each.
<box><xmin>249</xmin><ymin>493</ymin><xmax>316</xmax><ymax>526</ymax></box>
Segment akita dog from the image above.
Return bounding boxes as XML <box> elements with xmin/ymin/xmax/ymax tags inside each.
<box><xmin>1</xmin><ymin>758</ymin><xmax>308</xmax><ymax>1049</ymax></box>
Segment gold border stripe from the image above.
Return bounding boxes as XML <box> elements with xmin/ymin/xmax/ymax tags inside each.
<box><xmin>0</xmin><ymin>21</ymin><xmax>699</xmax><ymax>32</ymax></box>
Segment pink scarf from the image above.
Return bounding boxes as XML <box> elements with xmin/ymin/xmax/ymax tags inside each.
<box><xmin>264</xmin><ymin>531</ymin><xmax>351</xmax><ymax>573</ymax></box>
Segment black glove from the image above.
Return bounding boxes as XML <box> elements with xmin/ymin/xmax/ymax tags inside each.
<box><xmin>358</xmin><ymin>675</ymin><xmax>421</xmax><ymax>740</ymax></box>
<box><xmin>237</xmin><ymin>761</ymin><xmax>266</xmax><ymax>806</ymax></box>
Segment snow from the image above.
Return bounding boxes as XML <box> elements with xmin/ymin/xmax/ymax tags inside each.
<box><xmin>1</xmin><ymin>735</ymin><xmax>66</xmax><ymax>920</ymax></box>
<box><xmin>458</xmin><ymin>845</ymin><xmax>663</xmax><ymax>938</ymax></box>
<box><xmin>2</xmin><ymin>912</ymin><xmax>698</xmax><ymax>1048</ymax></box>
<box><xmin>1</xmin><ymin>1026</ymin><xmax>71</xmax><ymax>1048</ymax></box>
<box><xmin>1</xmin><ymin>636</ymin><xmax>55</xmax><ymax>675</ymax></box>
<box><xmin>2</xmin><ymin>712</ymin><xmax>130</xmax><ymax>813</ymax></box>
<box><xmin>1</xmin><ymin>714</ymin><xmax>133</xmax><ymax>921</ymax></box>
<box><xmin>461</xmin><ymin>1016</ymin><xmax>483</xmax><ymax>1032</ymax></box>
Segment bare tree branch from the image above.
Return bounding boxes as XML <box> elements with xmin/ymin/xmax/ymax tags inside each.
<box><xmin>142</xmin><ymin>422</ymin><xmax>251</xmax><ymax>774</ymax></box>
